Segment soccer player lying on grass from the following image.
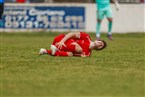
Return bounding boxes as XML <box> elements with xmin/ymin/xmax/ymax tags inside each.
<box><xmin>39</xmin><ymin>32</ymin><xmax>107</xmax><ymax>57</ymax></box>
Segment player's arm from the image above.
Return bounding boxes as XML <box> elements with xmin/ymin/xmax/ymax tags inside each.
<box><xmin>112</xmin><ymin>0</ymin><xmax>120</xmax><ymax>10</ymax></box>
<box><xmin>73</xmin><ymin>53</ymin><xmax>90</xmax><ymax>57</ymax></box>
<box><xmin>60</xmin><ymin>32</ymin><xmax>80</xmax><ymax>42</ymax></box>
<box><xmin>56</xmin><ymin>32</ymin><xmax>81</xmax><ymax>49</ymax></box>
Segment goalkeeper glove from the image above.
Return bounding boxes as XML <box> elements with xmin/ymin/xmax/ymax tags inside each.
<box><xmin>115</xmin><ymin>1</ymin><xmax>120</xmax><ymax>11</ymax></box>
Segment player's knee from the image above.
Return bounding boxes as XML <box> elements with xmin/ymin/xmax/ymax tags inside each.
<box><xmin>71</xmin><ymin>42</ymin><xmax>82</xmax><ymax>53</ymax></box>
<box><xmin>77</xmin><ymin>48</ymin><xmax>82</xmax><ymax>53</ymax></box>
<box><xmin>67</xmin><ymin>52</ymin><xmax>73</xmax><ymax>57</ymax></box>
<box><xmin>107</xmin><ymin>18</ymin><xmax>113</xmax><ymax>22</ymax></box>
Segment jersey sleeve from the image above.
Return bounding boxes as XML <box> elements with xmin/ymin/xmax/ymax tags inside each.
<box><xmin>79</xmin><ymin>32</ymin><xmax>92</xmax><ymax>41</ymax></box>
<box><xmin>52</xmin><ymin>34</ymin><xmax>65</xmax><ymax>45</ymax></box>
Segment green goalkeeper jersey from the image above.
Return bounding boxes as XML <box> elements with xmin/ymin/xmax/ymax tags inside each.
<box><xmin>95</xmin><ymin>0</ymin><xmax>111</xmax><ymax>10</ymax></box>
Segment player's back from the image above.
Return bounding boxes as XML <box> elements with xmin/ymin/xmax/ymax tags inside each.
<box><xmin>96</xmin><ymin>0</ymin><xmax>110</xmax><ymax>10</ymax></box>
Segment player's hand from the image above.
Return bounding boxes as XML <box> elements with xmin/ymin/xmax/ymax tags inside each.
<box><xmin>116</xmin><ymin>5</ymin><xmax>120</xmax><ymax>11</ymax></box>
<box><xmin>81</xmin><ymin>52</ymin><xmax>87</xmax><ymax>57</ymax></box>
<box><xmin>115</xmin><ymin>3</ymin><xmax>120</xmax><ymax>11</ymax></box>
<box><xmin>56</xmin><ymin>42</ymin><xmax>66</xmax><ymax>49</ymax></box>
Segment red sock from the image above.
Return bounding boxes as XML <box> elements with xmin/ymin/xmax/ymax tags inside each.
<box><xmin>54</xmin><ymin>51</ymin><xmax>68</xmax><ymax>56</ymax></box>
<box><xmin>46</xmin><ymin>50</ymin><xmax>68</xmax><ymax>56</ymax></box>
<box><xmin>46</xmin><ymin>50</ymin><xmax>52</xmax><ymax>55</ymax></box>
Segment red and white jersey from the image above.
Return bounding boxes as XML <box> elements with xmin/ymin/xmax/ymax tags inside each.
<box><xmin>74</xmin><ymin>32</ymin><xmax>92</xmax><ymax>56</ymax></box>
<box><xmin>52</xmin><ymin>32</ymin><xmax>92</xmax><ymax>56</ymax></box>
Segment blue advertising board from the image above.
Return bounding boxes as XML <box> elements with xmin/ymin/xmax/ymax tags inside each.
<box><xmin>3</xmin><ymin>5</ymin><xmax>85</xmax><ymax>30</ymax></box>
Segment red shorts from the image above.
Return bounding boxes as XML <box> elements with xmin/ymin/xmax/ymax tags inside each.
<box><xmin>52</xmin><ymin>34</ymin><xmax>76</xmax><ymax>52</ymax></box>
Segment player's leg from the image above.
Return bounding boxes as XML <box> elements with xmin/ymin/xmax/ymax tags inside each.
<box><xmin>106</xmin><ymin>9</ymin><xmax>113</xmax><ymax>40</ymax></box>
<box><xmin>52</xmin><ymin>51</ymin><xmax>73</xmax><ymax>57</ymax></box>
<box><xmin>50</xmin><ymin>45</ymin><xmax>73</xmax><ymax>56</ymax></box>
<box><xmin>51</xmin><ymin>42</ymin><xmax>80</xmax><ymax>56</ymax></box>
<box><xmin>50</xmin><ymin>42</ymin><xmax>82</xmax><ymax>56</ymax></box>
<box><xmin>96</xmin><ymin>10</ymin><xmax>104</xmax><ymax>40</ymax></box>
<box><xmin>39</xmin><ymin>48</ymin><xmax>73</xmax><ymax>57</ymax></box>
<box><xmin>68</xmin><ymin>42</ymin><xmax>82</xmax><ymax>53</ymax></box>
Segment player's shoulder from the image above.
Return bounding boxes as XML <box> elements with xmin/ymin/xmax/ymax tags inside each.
<box><xmin>80</xmin><ymin>32</ymin><xmax>90</xmax><ymax>37</ymax></box>
<box><xmin>80</xmin><ymin>32</ymin><xmax>88</xmax><ymax>35</ymax></box>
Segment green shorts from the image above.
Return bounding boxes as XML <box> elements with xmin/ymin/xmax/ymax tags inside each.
<box><xmin>97</xmin><ymin>9</ymin><xmax>112</xmax><ymax>20</ymax></box>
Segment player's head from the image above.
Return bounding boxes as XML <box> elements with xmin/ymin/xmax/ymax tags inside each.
<box><xmin>94</xmin><ymin>40</ymin><xmax>107</xmax><ymax>50</ymax></box>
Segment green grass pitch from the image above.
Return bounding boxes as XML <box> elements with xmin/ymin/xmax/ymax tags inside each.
<box><xmin>1</xmin><ymin>32</ymin><xmax>145</xmax><ymax>97</ymax></box>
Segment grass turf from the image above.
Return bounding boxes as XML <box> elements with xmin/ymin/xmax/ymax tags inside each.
<box><xmin>1</xmin><ymin>32</ymin><xmax>145</xmax><ymax>97</ymax></box>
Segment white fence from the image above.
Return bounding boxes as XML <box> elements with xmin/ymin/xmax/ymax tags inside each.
<box><xmin>2</xmin><ymin>3</ymin><xmax>145</xmax><ymax>33</ymax></box>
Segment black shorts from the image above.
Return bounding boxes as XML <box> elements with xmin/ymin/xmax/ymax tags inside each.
<box><xmin>0</xmin><ymin>3</ymin><xmax>4</xmax><ymax>19</ymax></box>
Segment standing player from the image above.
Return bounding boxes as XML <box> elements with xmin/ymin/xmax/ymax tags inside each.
<box><xmin>95</xmin><ymin>0</ymin><xmax>120</xmax><ymax>40</ymax></box>
<box><xmin>0</xmin><ymin>0</ymin><xmax>4</xmax><ymax>28</ymax></box>
<box><xmin>39</xmin><ymin>32</ymin><xmax>107</xmax><ymax>57</ymax></box>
